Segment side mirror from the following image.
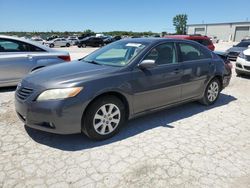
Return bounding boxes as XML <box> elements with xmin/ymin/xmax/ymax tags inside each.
<box><xmin>138</xmin><ymin>60</ymin><xmax>156</xmax><ymax>69</ymax></box>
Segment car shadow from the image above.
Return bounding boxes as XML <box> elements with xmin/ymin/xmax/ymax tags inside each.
<box><xmin>25</xmin><ymin>93</ymin><xmax>237</xmax><ymax>151</ymax></box>
<box><xmin>237</xmin><ymin>74</ymin><xmax>250</xmax><ymax>79</ymax></box>
<box><xmin>0</xmin><ymin>86</ymin><xmax>16</xmax><ymax>93</ymax></box>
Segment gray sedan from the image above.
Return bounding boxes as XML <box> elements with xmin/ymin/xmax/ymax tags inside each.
<box><xmin>15</xmin><ymin>38</ymin><xmax>232</xmax><ymax>140</ymax></box>
<box><xmin>0</xmin><ymin>35</ymin><xmax>71</xmax><ymax>87</ymax></box>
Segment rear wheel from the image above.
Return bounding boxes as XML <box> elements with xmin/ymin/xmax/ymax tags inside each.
<box><xmin>200</xmin><ymin>78</ymin><xmax>221</xmax><ymax>106</ymax></box>
<box><xmin>82</xmin><ymin>96</ymin><xmax>126</xmax><ymax>140</ymax></box>
<box><xmin>49</xmin><ymin>43</ymin><xmax>54</xmax><ymax>48</ymax></box>
<box><xmin>66</xmin><ymin>43</ymin><xmax>70</xmax><ymax>47</ymax></box>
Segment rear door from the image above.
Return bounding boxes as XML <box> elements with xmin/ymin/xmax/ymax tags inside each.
<box><xmin>177</xmin><ymin>42</ymin><xmax>213</xmax><ymax>100</ymax></box>
<box><xmin>0</xmin><ymin>38</ymin><xmax>45</xmax><ymax>85</ymax></box>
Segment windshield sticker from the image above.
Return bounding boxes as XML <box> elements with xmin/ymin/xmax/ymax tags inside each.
<box><xmin>126</xmin><ymin>43</ymin><xmax>142</xmax><ymax>47</ymax></box>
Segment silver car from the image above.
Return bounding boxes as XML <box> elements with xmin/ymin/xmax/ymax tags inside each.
<box><xmin>0</xmin><ymin>35</ymin><xmax>71</xmax><ymax>87</ymax></box>
<box><xmin>44</xmin><ymin>38</ymin><xmax>71</xmax><ymax>48</ymax></box>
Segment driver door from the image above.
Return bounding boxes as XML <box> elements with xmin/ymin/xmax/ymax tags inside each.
<box><xmin>131</xmin><ymin>42</ymin><xmax>182</xmax><ymax>114</ymax></box>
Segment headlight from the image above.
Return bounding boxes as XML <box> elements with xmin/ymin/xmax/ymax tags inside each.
<box><xmin>239</xmin><ymin>52</ymin><xmax>245</xmax><ymax>59</ymax></box>
<box><xmin>37</xmin><ymin>87</ymin><xmax>83</xmax><ymax>101</ymax></box>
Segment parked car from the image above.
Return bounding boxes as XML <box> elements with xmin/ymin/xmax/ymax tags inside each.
<box><xmin>241</xmin><ymin>36</ymin><xmax>250</xmax><ymax>41</ymax></box>
<box><xmin>77</xmin><ymin>37</ymin><xmax>104</xmax><ymax>48</ymax></box>
<box><xmin>235</xmin><ymin>48</ymin><xmax>250</xmax><ymax>76</ymax></box>
<box><xmin>103</xmin><ymin>37</ymin><xmax>115</xmax><ymax>45</ymax></box>
<box><xmin>15</xmin><ymin>38</ymin><xmax>231</xmax><ymax>140</ymax></box>
<box><xmin>45</xmin><ymin>38</ymin><xmax>71</xmax><ymax>48</ymax></box>
<box><xmin>164</xmin><ymin>35</ymin><xmax>215</xmax><ymax>51</ymax></box>
<box><xmin>214</xmin><ymin>51</ymin><xmax>233</xmax><ymax>75</ymax></box>
<box><xmin>0</xmin><ymin>35</ymin><xmax>71</xmax><ymax>87</ymax></box>
<box><xmin>226</xmin><ymin>41</ymin><xmax>250</xmax><ymax>61</ymax></box>
<box><xmin>67</xmin><ymin>36</ymin><xmax>79</xmax><ymax>45</ymax></box>
<box><xmin>32</xmin><ymin>38</ymin><xmax>45</xmax><ymax>45</ymax></box>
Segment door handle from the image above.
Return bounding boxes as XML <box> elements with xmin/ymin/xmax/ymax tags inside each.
<box><xmin>173</xmin><ymin>68</ymin><xmax>181</xmax><ymax>74</ymax></box>
<box><xmin>27</xmin><ymin>55</ymin><xmax>33</xmax><ymax>60</ymax></box>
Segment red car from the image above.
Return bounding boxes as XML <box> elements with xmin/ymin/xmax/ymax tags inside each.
<box><xmin>164</xmin><ymin>35</ymin><xmax>215</xmax><ymax>51</ymax></box>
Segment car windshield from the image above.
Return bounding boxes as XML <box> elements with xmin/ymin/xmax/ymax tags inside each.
<box><xmin>236</xmin><ymin>42</ymin><xmax>250</xmax><ymax>47</ymax></box>
<box><xmin>82</xmin><ymin>41</ymin><xmax>148</xmax><ymax>67</ymax></box>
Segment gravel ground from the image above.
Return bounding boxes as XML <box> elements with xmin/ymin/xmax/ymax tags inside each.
<box><xmin>0</xmin><ymin>43</ymin><xmax>250</xmax><ymax>188</ymax></box>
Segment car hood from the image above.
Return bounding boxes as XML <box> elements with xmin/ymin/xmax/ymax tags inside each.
<box><xmin>226</xmin><ymin>47</ymin><xmax>246</xmax><ymax>53</ymax></box>
<box><xmin>23</xmin><ymin>60</ymin><xmax>121</xmax><ymax>88</ymax></box>
<box><xmin>243</xmin><ymin>48</ymin><xmax>250</xmax><ymax>55</ymax></box>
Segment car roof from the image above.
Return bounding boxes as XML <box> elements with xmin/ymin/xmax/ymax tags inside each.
<box><xmin>164</xmin><ymin>35</ymin><xmax>210</xmax><ymax>40</ymax></box>
<box><xmin>119</xmin><ymin>37</ymin><xmax>197</xmax><ymax>44</ymax></box>
<box><xmin>0</xmin><ymin>35</ymin><xmax>55</xmax><ymax>52</ymax></box>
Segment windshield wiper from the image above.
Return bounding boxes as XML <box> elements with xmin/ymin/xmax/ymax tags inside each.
<box><xmin>84</xmin><ymin>60</ymin><xmax>101</xmax><ymax>65</ymax></box>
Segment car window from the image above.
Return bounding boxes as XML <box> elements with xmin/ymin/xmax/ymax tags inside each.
<box><xmin>0</xmin><ymin>38</ymin><xmax>45</xmax><ymax>52</ymax></box>
<box><xmin>179</xmin><ymin>43</ymin><xmax>210</xmax><ymax>61</ymax></box>
<box><xmin>83</xmin><ymin>41</ymin><xmax>147</xmax><ymax>67</ymax></box>
<box><xmin>144</xmin><ymin>43</ymin><xmax>177</xmax><ymax>65</ymax></box>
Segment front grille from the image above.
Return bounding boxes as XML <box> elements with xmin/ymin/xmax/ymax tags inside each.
<box><xmin>16</xmin><ymin>87</ymin><xmax>34</xmax><ymax>100</ymax></box>
<box><xmin>246</xmin><ymin>55</ymin><xmax>250</xmax><ymax>61</ymax></box>
<box><xmin>244</xmin><ymin>66</ymin><xmax>250</xmax><ymax>70</ymax></box>
<box><xmin>228</xmin><ymin>52</ymin><xmax>240</xmax><ymax>56</ymax></box>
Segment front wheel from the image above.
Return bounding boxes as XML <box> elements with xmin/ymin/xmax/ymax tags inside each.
<box><xmin>66</xmin><ymin>43</ymin><xmax>70</xmax><ymax>47</ymax></box>
<box><xmin>200</xmin><ymin>78</ymin><xmax>221</xmax><ymax>106</ymax></box>
<box><xmin>82</xmin><ymin>96</ymin><xmax>126</xmax><ymax>140</ymax></box>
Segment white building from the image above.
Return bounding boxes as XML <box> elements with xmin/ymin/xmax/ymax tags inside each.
<box><xmin>187</xmin><ymin>22</ymin><xmax>250</xmax><ymax>42</ymax></box>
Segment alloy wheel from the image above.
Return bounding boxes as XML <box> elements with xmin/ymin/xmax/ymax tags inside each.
<box><xmin>93</xmin><ymin>103</ymin><xmax>121</xmax><ymax>135</ymax></box>
<box><xmin>207</xmin><ymin>81</ymin><xmax>219</xmax><ymax>102</ymax></box>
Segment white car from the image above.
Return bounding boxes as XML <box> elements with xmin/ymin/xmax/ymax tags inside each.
<box><xmin>32</xmin><ymin>38</ymin><xmax>45</xmax><ymax>45</ymax></box>
<box><xmin>67</xmin><ymin>36</ymin><xmax>79</xmax><ymax>45</ymax></box>
<box><xmin>45</xmin><ymin>38</ymin><xmax>71</xmax><ymax>48</ymax></box>
<box><xmin>236</xmin><ymin>47</ymin><xmax>250</xmax><ymax>76</ymax></box>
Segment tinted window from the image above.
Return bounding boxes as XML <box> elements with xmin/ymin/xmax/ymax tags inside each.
<box><xmin>144</xmin><ymin>43</ymin><xmax>177</xmax><ymax>65</ymax></box>
<box><xmin>0</xmin><ymin>38</ymin><xmax>45</xmax><ymax>52</ymax></box>
<box><xmin>236</xmin><ymin>42</ymin><xmax>250</xmax><ymax>47</ymax></box>
<box><xmin>179</xmin><ymin>43</ymin><xmax>211</xmax><ymax>61</ymax></box>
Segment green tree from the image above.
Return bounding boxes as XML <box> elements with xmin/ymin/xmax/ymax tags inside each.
<box><xmin>82</xmin><ymin>29</ymin><xmax>95</xmax><ymax>35</ymax></box>
<box><xmin>173</xmin><ymin>14</ymin><xmax>188</xmax><ymax>34</ymax></box>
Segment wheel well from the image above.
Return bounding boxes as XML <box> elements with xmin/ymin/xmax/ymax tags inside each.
<box><xmin>83</xmin><ymin>92</ymin><xmax>130</xmax><ymax>121</ymax></box>
<box><xmin>214</xmin><ymin>75</ymin><xmax>223</xmax><ymax>90</ymax></box>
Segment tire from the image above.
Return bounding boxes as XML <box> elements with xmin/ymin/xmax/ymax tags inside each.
<box><xmin>82</xmin><ymin>96</ymin><xmax>126</xmax><ymax>140</ymax></box>
<box><xmin>99</xmin><ymin>43</ymin><xmax>103</xmax><ymax>47</ymax></box>
<box><xmin>236</xmin><ymin>69</ymin><xmax>242</xmax><ymax>76</ymax></box>
<box><xmin>49</xmin><ymin>43</ymin><xmax>54</xmax><ymax>48</ymax></box>
<box><xmin>200</xmin><ymin>78</ymin><xmax>221</xmax><ymax>106</ymax></box>
<box><xmin>82</xmin><ymin>44</ymin><xmax>86</xmax><ymax>48</ymax></box>
<box><xmin>78</xmin><ymin>44</ymin><xmax>82</xmax><ymax>48</ymax></box>
<box><xmin>66</xmin><ymin>43</ymin><xmax>70</xmax><ymax>47</ymax></box>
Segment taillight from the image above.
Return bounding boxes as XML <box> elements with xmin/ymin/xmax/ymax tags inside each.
<box><xmin>225</xmin><ymin>60</ymin><xmax>233</xmax><ymax>69</ymax></box>
<box><xmin>58</xmin><ymin>55</ymin><xmax>71</xmax><ymax>62</ymax></box>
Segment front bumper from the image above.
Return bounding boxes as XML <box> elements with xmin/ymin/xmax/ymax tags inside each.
<box><xmin>15</xmin><ymin>94</ymin><xmax>86</xmax><ymax>135</ymax></box>
<box><xmin>236</xmin><ymin>57</ymin><xmax>250</xmax><ymax>74</ymax></box>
